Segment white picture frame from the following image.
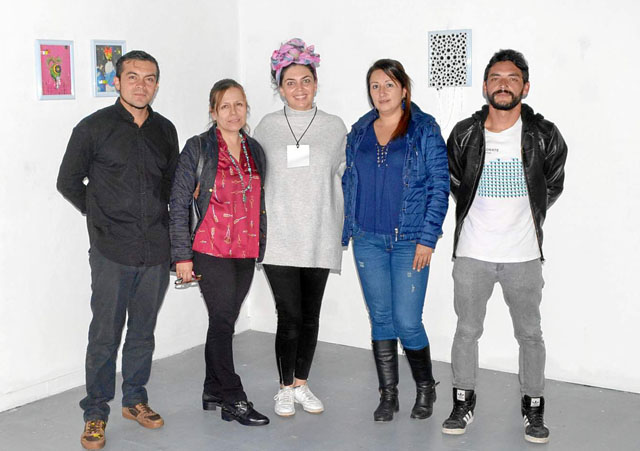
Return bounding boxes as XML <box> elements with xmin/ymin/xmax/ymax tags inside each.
<box><xmin>35</xmin><ymin>39</ymin><xmax>75</xmax><ymax>100</ymax></box>
<box><xmin>91</xmin><ymin>40</ymin><xmax>126</xmax><ymax>97</ymax></box>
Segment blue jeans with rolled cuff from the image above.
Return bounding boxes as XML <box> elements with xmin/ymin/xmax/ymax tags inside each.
<box><xmin>352</xmin><ymin>226</ymin><xmax>430</xmax><ymax>350</ymax></box>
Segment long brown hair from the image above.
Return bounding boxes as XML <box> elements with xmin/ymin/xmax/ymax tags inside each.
<box><xmin>366</xmin><ymin>59</ymin><xmax>412</xmax><ymax>140</ymax></box>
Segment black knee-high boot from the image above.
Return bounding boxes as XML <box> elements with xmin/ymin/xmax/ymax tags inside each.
<box><xmin>372</xmin><ymin>340</ymin><xmax>399</xmax><ymax>422</ymax></box>
<box><xmin>405</xmin><ymin>346</ymin><xmax>437</xmax><ymax>419</ymax></box>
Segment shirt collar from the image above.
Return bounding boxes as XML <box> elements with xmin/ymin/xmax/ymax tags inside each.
<box><xmin>114</xmin><ymin>98</ymin><xmax>155</xmax><ymax>125</ymax></box>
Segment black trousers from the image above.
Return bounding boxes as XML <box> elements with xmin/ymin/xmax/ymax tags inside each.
<box><xmin>263</xmin><ymin>264</ymin><xmax>330</xmax><ymax>386</ymax></box>
<box><xmin>193</xmin><ymin>252</ymin><xmax>255</xmax><ymax>403</ymax></box>
<box><xmin>81</xmin><ymin>247</ymin><xmax>168</xmax><ymax>422</ymax></box>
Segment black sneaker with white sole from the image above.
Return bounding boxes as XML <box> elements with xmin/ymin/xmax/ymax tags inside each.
<box><xmin>521</xmin><ymin>395</ymin><xmax>550</xmax><ymax>444</ymax></box>
<box><xmin>442</xmin><ymin>388</ymin><xmax>476</xmax><ymax>435</ymax></box>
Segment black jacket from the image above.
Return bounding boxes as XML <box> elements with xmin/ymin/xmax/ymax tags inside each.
<box><xmin>447</xmin><ymin>104</ymin><xmax>567</xmax><ymax>260</ymax></box>
<box><xmin>169</xmin><ymin>128</ymin><xmax>267</xmax><ymax>264</ymax></box>
<box><xmin>57</xmin><ymin>100</ymin><xmax>179</xmax><ymax>267</ymax></box>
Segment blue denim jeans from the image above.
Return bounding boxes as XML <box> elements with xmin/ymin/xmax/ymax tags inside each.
<box><xmin>80</xmin><ymin>247</ymin><xmax>169</xmax><ymax>422</ymax></box>
<box><xmin>352</xmin><ymin>227</ymin><xmax>430</xmax><ymax>350</ymax></box>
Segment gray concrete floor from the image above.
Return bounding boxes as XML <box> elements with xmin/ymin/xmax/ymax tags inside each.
<box><xmin>1</xmin><ymin>330</ymin><xmax>638</xmax><ymax>450</ymax></box>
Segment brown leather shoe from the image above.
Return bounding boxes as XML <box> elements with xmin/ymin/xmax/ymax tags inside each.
<box><xmin>122</xmin><ymin>403</ymin><xmax>164</xmax><ymax>429</ymax></box>
<box><xmin>81</xmin><ymin>420</ymin><xmax>106</xmax><ymax>449</ymax></box>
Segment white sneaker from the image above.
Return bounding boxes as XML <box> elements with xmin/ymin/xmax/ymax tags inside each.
<box><xmin>294</xmin><ymin>384</ymin><xmax>324</xmax><ymax>413</ymax></box>
<box><xmin>274</xmin><ymin>387</ymin><xmax>295</xmax><ymax>417</ymax></box>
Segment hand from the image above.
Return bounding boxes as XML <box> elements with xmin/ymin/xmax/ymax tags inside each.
<box><xmin>176</xmin><ymin>261</ymin><xmax>194</xmax><ymax>283</ymax></box>
<box><xmin>412</xmin><ymin>244</ymin><xmax>433</xmax><ymax>272</ymax></box>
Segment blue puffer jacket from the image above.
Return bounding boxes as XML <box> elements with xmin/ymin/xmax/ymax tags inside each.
<box><xmin>342</xmin><ymin>103</ymin><xmax>449</xmax><ymax>248</ymax></box>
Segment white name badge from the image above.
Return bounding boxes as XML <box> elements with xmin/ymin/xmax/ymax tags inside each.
<box><xmin>287</xmin><ymin>145</ymin><xmax>310</xmax><ymax>168</ymax></box>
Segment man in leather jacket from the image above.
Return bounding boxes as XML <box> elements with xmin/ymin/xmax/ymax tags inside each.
<box><xmin>441</xmin><ymin>49</ymin><xmax>567</xmax><ymax>444</ymax></box>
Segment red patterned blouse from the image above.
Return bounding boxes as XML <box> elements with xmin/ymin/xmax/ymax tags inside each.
<box><xmin>192</xmin><ymin>129</ymin><xmax>261</xmax><ymax>259</ymax></box>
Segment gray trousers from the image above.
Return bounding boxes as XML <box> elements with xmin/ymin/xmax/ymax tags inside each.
<box><xmin>451</xmin><ymin>257</ymin><xmax>545</xmax><ymax>396</ymax></box>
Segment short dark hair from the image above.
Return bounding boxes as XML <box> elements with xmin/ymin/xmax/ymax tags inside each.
<box><xmin>116</xmin><ymin>50</ymin><xmax>160</xmax><ymax>80</ymax></box>
<box><xmin>366</xmin><ymin>59</ymin><xmax>412</xmax><ymax>140</ymax></box>
<box><xmin>483</xmin><ymin>49</ymin><xmax>529</xmax><ymax>83</ymax></box>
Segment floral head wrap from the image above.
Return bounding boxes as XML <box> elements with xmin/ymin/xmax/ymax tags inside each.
<box><xmin>270</xmin><ymin>38</ymin><xmax>320</xmax><ymax>86</ymax></box>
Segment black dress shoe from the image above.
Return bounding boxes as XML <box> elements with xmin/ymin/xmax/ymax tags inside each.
<box><xmin>221</xmin><ymin>401</ymin><xmax>270</xmax><ymax>426</ymax></box>
<box><xmin>202</xmin><ymin>393</ymin><xmax>223</xmax><ymax>411</ymax></box>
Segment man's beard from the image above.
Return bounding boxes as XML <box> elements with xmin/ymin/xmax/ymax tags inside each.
<box><xmin>488</xmin><ymin>89</ymin><xmax>523</xmax><ymax>111</ymax></box>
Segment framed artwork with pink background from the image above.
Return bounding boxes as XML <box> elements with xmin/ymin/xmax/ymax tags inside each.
<box><xmin>35</xmin><ymin>40</ymin><xmax>75</xmax><ymax>100</ymax></box>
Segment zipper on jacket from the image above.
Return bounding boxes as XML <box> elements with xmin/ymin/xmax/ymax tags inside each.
<box><xmin>395</xmin><ymin>227</ymin><xmax>399</xmax><ymax>242</ymax></box>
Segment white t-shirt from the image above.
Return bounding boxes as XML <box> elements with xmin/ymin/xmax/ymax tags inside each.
<box><xmin>456</xmin><ymin>118</ymin><xmax>540</xmax><ymax>263</ymax></box>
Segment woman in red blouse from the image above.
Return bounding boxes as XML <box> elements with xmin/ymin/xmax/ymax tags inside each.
<box><xmin>169</xmin><ymin>79</ymin><xmax>269</xmax><ymax>426</ymax></box>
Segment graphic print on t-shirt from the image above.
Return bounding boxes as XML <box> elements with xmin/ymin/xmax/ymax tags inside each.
<box><xmin>455</xmin><ymin>117</ymin><xmax>540</xmax><ymax>263</ymax></box>
<box><xmin>477</xmin><ymin>156</ymin><xmax>528</xmax><ymax>198</ymax></box>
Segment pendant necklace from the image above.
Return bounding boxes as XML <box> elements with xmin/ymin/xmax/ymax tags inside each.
<box><xmin>284</xmin><ymin>106</ymin><xmax>317</xmax><ymax>148</ymax></box>
<box><xmin>226</xmin><ymin>133</ymin><xmax>253</xmax><ymax>203</ymax></box>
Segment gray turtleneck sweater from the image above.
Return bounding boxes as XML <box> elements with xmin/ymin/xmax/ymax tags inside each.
<box><xmin>253</xmin><ymin>105</ymin><xmax>347</xmax><ymax>270</ymax></box>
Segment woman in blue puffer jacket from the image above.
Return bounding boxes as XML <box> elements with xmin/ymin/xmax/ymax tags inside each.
<box><xmin>342</xmin><ymin>59</ymin><xmax>449</xmax><ymax>423</ymax></box>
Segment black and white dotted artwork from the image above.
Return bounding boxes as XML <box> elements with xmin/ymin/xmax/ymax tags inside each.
<box><xmin>428</xmin><ymin>29</ymin><xmax>472</xmax><ymax>90</ymax></box>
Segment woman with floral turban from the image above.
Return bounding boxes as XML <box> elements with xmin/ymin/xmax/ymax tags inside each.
<box><xmin>253</xmin><ymin>38</ymin><xmax>346</xmax><ymax>417</ymax></box>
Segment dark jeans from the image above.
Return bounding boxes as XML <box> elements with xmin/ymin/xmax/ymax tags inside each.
<box><xmin>80</xmin><ymin>247</ymin><xmax>168</xmax><ymax>422</ymax></box>
<box><xmin>193</xmin><ymin>252</ymin><xmax>255</xmax><ymax>403</ymax></box>
<box><xmin>263</xmin><ymin>264</ymin><xmax>330</xmax><ymax>386</ymax></box>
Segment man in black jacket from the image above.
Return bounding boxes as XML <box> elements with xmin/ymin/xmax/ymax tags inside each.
<box><xmin>57</xmin><ymin>50</ymin><xmax>178</xmax><ymax>450</ymax></box>
<box><xmin>442</xmin><ymin>49</ymin><xmax>567</xmax><ymax>444</ymax></box>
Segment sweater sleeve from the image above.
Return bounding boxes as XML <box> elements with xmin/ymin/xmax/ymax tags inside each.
<box><xmin>337</xmin><ymin>121</ymin><xmax>347</xmax><ymax>177</ymax></box>
<box><xmin>252</xmin><ymin>118</ymin><xmax>266</xmax><ymax>145</ymax></box>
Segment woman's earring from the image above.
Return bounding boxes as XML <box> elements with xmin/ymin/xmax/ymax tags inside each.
<box><xmin>401</xmin><ymin>98</ymin><xmax>406</xmax><ymax>111</ymax></box>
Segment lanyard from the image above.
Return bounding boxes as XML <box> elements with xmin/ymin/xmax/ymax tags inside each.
<box><xmin>284</xmin><ymin>106</ymin><xmax>317</xmax><ymax>148</ymax></box>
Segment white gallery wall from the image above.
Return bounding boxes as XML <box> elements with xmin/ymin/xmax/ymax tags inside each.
<box><xmin>241</xmin><ymin>0</ymin><xmax>640</xmax><ymax>394</ymax></box>
<box><xmin>0</xmin><ymin>0</ymin><xmax>246</xmax><ymax>412</ymax></box>
<box><xmin>1</xmin><ymin>0</ymin><xmax>639</xmax><ymax>413</ymax></box>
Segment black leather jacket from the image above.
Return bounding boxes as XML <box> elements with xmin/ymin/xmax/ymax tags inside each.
<box><xmin>169</xmin><ymin>127</ymin><xmax>267</xmax><ymax>265</ymax></box>
<box><xmin>447</xmin><ymin>104</ymin><xmax>567</xmax><ymax>260</ymax></box>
